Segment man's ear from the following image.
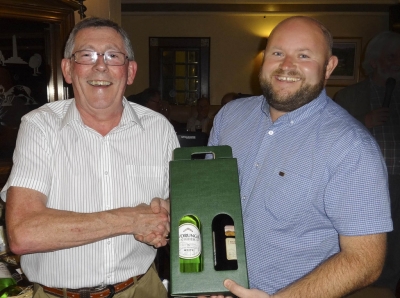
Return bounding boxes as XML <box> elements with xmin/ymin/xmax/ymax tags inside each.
<box><xmin>61</xmin><ymin>58</ymin><xmax>72</xmax><ymax>84</ymax></box>
<box><xmin>127</xmin><ymin>61</ymin><xmax>137</xmax><ymax>86</ymax></box>
<box><xmin>325</xmin><ymin>55</ymin><xmax>339</xmax><ymax>80</ymax></box>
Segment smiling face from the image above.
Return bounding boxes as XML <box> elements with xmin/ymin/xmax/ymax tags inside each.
<box><xmin>61</xmin><ymin>26</ymin><xmax>137</xmax><ymax>117</ymax></box>
<box><xmin>259</xmin><ymin>17</ymin><xmax>337</xmax><ymax>116</ymax></box>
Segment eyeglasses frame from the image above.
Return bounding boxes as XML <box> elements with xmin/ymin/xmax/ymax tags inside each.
<box><xmin>71</xmin><ymin>50</ymin><xmax>129</xmax><ymax>66</ymax></box>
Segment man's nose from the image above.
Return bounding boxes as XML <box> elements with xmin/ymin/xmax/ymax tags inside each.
<box><xmin>280</xmin><ymin>56</ymin><xmax>295</xmax><ymax>70</ymax></box>
<box><xmin>94</xmin><ymin>54</ymin><xmax>108</xmax><ymax>70</ymax></box>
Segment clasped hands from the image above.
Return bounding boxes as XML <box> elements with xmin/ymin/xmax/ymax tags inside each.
<box><xmin>133</xmin><ymin>197</ymin><xmax>170</xmax><ymax>248</ymax></box>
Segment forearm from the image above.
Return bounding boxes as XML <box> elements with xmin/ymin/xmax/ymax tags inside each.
<box><xmin>8</xmin><ymin>207</ymin><xmax>128</xmax><ymax>254</ymax></box>
<box><xmin>273</xmin><ymin>234</ymin><xmax>386</xmax><ymax>298</ymax></box>
<box><xmin>6</xmin><ymin>187</ymin><xmax>169</xmax><ymax>254</ymax></box>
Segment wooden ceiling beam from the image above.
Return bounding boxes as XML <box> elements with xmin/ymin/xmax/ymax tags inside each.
<box><xmin>121</xmin><ymin>3</ymin><xmax>391</xmax><ymax>13</ymax></box>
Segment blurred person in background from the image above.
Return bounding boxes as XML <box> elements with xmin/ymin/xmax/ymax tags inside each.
<box><xmin>187</xmin><ymin>96</ymin><xmax>211</xmax><ymax>134</ymax></box>
<box><xmin>335</xmin><ymin>30</ymin><xmax>400</xmax><ymax>294</ymax></box>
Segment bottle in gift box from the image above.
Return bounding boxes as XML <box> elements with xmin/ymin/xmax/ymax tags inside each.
<box><xmin>0</xmin><ymin>205</ymin><xmax>7</xmax><ymax>255</ymax></box>
<box><xmin>179</xmin><ymin>214</ymin><xmax>203</xmax><ymax>273</ymax></box>
<box><xmin>212</xmin><ymin>214</ymin><xmax>238</xmax><ymax>271</ymax></box>
<box><xmin>0</xmin><ymin>263</ymin><xmax>22</xmax><ymax>298</ymax></box>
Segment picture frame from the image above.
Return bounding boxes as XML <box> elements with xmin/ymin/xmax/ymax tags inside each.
<box><xmin>327</xmin><ymin>37</ymin><xmax>362</xmax><ymax>86</ymax></box>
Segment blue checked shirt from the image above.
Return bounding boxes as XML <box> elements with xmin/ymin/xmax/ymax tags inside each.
<box><xmin>208</xmin><ymin>90</ymin><xmax>393</xmax><ymax>294</ymax></box>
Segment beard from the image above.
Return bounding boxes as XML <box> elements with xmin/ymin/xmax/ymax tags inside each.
<box><xmin>259</xmin><ymin>68</ymin><xmax>326</xmax><ymax>113</ymax></box>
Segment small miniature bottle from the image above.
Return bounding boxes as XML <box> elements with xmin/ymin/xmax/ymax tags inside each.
<box><xmin>212</xmin><ymin>214</ymin><xmax>238</xmax><ymax>271</ymax></box>
<box><xmin>179</xmin><ymin>214</ymin><xmax>203</xmax><ymax>273</ymax></box>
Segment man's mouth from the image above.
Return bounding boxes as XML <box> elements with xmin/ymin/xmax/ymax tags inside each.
<box><xmin>87</xmin><ymin>80</ymin><xmax>112</xmax><ymax>86</ymax></box>
<box><xmin>275</xmin><ymin>76</ymin><xmax>301</xmax><ymax>82</ymax></box>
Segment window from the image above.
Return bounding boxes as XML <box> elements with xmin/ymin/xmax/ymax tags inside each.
<box><xmin>149</xmin><ymin>37</ymin><xmax>210</xmax><ymax>105</ymax></box>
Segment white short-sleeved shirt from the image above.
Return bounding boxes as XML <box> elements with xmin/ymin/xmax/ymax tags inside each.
<box><xmin>1</xmin><ymin>98</ymin><xmax>180</xmax><ymax>288</ymax></box>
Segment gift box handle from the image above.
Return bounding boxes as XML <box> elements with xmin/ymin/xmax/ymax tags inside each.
<box><xmin>173</xmin><ymin>145</ymin><xmax>233</xmax><ymax>160</ymax></box>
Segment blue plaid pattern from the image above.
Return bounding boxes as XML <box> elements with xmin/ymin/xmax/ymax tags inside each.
<box><xmin>208</xmin><ymin>90</ymin><xmax>393</xmax><ymax>294</ymax></box>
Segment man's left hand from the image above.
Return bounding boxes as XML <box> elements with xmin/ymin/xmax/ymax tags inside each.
<box><xmin>198</xmin><ymin>279</ymin><xmax>271</xmax><ymax>298</ymax></box>
<box><xmin>150</xmin><ymin>197</ymin><xmax>170</xmax><ymax>215</ymax></box>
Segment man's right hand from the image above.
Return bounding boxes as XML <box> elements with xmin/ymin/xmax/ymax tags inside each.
<box><xmin>128</xmin><ymin>201</ymin><xmax>170</xmax><ymax>247</ymax></box>
<box><xmin>365</xmin><ymin>107</ymin><xmax>390</xmax><ymax>128</ymax></box>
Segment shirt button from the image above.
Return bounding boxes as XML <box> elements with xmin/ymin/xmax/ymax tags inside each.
<box><xmin>255</xmin><ymin>163</ymin><xmax>259</xmax><ymax>168</ymax></box>
<box><xmin>268</xmin><ymin>130</ymin><xmax>274</xmax><ymax>135</ymax></box>
<box><xmin>242</xmin><ymin>196</ymin><xmax>246</xmax><ymax>200</ymax></box>
<box><xmin>105</xmin><ymin>171</ymin><xmax>109</xmax><ymax>175</ymax></box>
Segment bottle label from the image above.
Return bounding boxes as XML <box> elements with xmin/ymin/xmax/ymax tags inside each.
<box><xmin>179</xmin><ymin>223</ymin><xmax>201</xmax><ymax>259</ymax></box>
<box><xmin>0</xmin><ymin>263</ymin><xmax>12</xmax><ymax>278</ymax></box>
<box><xmin>226</xmin><ymin>238</ymin><xmax>237</xmax><ymax>260</ymax></box>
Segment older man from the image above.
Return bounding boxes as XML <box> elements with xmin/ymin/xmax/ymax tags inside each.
<box><xmin>202</xmin><ymin>16</ymin><xmax>392</xmax><ymax>298</ymax></box>
<box><xmin>1</xmin><ymin>17</ymin><xmax>179</xmax><ymax>298</ymax></box>
<box><xmin>335</xmin><ymin>31</ymin><xmax>400</xmax><ymax>294</ymax></box>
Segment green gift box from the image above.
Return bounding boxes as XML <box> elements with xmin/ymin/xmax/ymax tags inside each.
<box><xmin>169</xmin><ymin>145</ymin><xmax>248</xmax><ymax>297</ymax></box>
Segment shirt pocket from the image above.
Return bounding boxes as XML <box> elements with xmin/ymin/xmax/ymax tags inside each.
<box><xmin>127</xmin><ymin>165</ymin><xmax>164</xmax><ymax>178</ymax></box>
<box><xmin>265</xmin><ymin>167</ymin><xmax>312</xmax><ymax>222</ymax></box>
<box><xmin>126</xmin><ymin>165</ymin><xmax>165</xmax><ymax>202</ymax></box>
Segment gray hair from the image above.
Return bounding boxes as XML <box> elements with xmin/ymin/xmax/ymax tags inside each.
<box><xmin>362</xmin><ymin>31</ymin><xmax>400</xmax><ymax>76</ymax></box>
<box><xmin>64</xmin><ymin>17</ymin><xmax>134</xmax><ymax>61</ymax></box>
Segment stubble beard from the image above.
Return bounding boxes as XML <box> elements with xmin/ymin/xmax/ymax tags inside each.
<box><xmin>259</xmin><ymin>68</ymin><xmax>326</xmax><ymax>113</ymax></box>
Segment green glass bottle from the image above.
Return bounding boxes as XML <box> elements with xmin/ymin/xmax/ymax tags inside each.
<box><xmin>0</xmin><ymin>263</ymin><xmax>21</xmax><ymax>298</ymax></box>
<box><xmin>179</xmin><ymin>214</ymin><xmax>203</xmax><ymax>273</ymax></box>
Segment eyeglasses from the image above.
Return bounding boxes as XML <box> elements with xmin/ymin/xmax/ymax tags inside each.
<box><xmin>71</xmin><ymin>50</ymin><xmax>129</xmax><ymax>66</ymax></box>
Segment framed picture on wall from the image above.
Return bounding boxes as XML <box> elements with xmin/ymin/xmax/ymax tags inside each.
<box><xmin>327</xmin><ymin>37</ymin><xmax>362</xmax><ymax>86</ymax></box>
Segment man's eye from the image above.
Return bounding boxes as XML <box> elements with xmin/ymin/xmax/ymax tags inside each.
<box><xmin>107</xmin><ymin>53</ymin><xmax>120</xmax><ymax>59</ymax></box>
<box><xmin>82</xmin><ymin>53</ymin><xmax>92</xmax><ymax>57</ymax></box>
<box><xmin>272</xmin><ymin>52</ymin><xmax>282</xmax><ymax>56</ymax></box>
<box><xmin>299</xmin><ymin>54</ymin><xmax>309</xmax><ymax>58</ymax></box>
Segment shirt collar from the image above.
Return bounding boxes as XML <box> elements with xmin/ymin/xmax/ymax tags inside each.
<box><xmin>120</xmin><ymin>97</ymin><xmax>144</xmax><ymax>130</ymax></box>
<box><xmin>261</xmin><ymin>89</ymin><xmax>329</xmax><ymax>125</ymax></box>
<box><xmin>60</xmin><ymin>99</ymin><xmax>82</xmax><ymax>129</ymax></box>
<box><xmin>60</xmin><ymin>97</ymin><xmax>144</xmax><ymax>131</ymax></box>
